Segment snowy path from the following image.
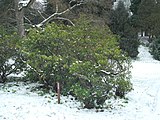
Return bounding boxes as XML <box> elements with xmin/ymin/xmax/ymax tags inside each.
<box><xmin>1</xmin><ymin>45</ymin><xmax>160</xmax><ymax>120</ymax></box>
<box><xmin>127</xmin><ymin>45</ymin><xmax>160</xmax><ymax>119</ymax></box>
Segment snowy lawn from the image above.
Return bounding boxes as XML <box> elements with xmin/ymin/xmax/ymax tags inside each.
<box><xmin>1</xmin><ymin>45</ymin><xmax>160</xmax><ymax>120</ymax></box>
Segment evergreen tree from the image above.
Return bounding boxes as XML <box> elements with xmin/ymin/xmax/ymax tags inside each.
<box><xmin>109</xmin><ymin>1</ymin><xmax>129</xmax><ymax>37</ymax></box>
<box><xmin>130</xmin><ymin>0</ymin><xmax>141</xmax><ymax>15</ymax></box>
<box><xmin>137</xmin><ymin>0</ymin><xmax>156</xmax><ymax>36</ymax></box>
<box><xmin>45</xmin><ymin>0</ymin><xmax>113</xmax><ymax>25</ymax></box>
<box><xmin>109</xmin><ymin>1</ymin><xmax>139</xmax><ymax>58</ymax></box>
<box><xmin>0</xmin><ymin>0</ymin><xmax>15</xmax><ymax>32</ymax></box>
<box><xmin>72</xmin><ymin>0</ymin><xmax>113</xmax><ymax>24</ymax></box>
<box><xmin>130</xmin><ymin>0</ymin><xmax>160</xmax><ymax>37</ymax></box>
<box><xmin>151</xmin><ymin>2</ymin><xmax>160</xmax><ymax>37</ymax></box>
<box><xmin>130</xmin><ymin>0</ymin><xmax>141</xmax><ymax>29</ymax></box>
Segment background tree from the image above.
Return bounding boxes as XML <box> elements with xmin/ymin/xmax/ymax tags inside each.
<box><xmin>0</xmin><ymin>0</ymin><xmax>113</xmax><ymax>37</ymax></box>
<box><xmin>129</xmin><ymin>0</ymin><xmax>141</xmax><ymax>32</ymax></box>
<box><xmin>136</xmin><ymin>0</ymin><xmax>156</xmax><ymax>37</ymax></box>
<box><xmin>109</xmin><ymin>1</ymin><xmax>139</xmax><ymax>58</ymax></box>
<box><xmin>148</xmin><ymin>2</ymin><xmax>160</xmax><ymax>60</ymax></box>
<box><xmin>12</xmin><ymin>0</ymin><xmax>84</xmax><ymax>37</ymax></box>
<box><xmin>109</xmin><ymin>1</ymin><xmax>129</xmax><ymax>37</ymax></box>
<box><xmin>151</xmin><ymin>2</ymin><xmax>160</xmax><ymax>37</ymax></box>
<box><xmin>0</xmin><ymin>0</ymin><xmax>15</xmax><ymax>32</ymax></box>
<box><xmin>130</xmin><ymin>0</ymin><xmax>160</xmax><ymax>38</ymax></box>
<box><xmin>150</xmin><ymin>37</ymin><xmax>160</xmax><ymax>60</ymax></box>
<box><xmin>130</xmin><ymin>0</ymin><xmax>141</xmax><ymax>15</ymax></box>
<box><xmin>45</xmin><ymin>0</ymin><xmax>113</xmax><ymax>26</ymax></box>
<box><xmin>73</xmin><ymin>0</ymin><xmax>113</xmax><ymax>26</ymax></box>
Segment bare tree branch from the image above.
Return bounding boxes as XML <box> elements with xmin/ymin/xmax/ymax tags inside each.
<box><xmin>26</xmin><ymin>0</ymin><xmax>36</xmax><ymax>8</ymax></box>
<box><xmin>55</xmin><ymin>1</ymin><xmax>59</xmax><ymax>13</ymax></box>
<box><xmin>24</xmin><ymin>16</ymin><xmax>32</xmax><ymax>24</ymax></box>
<box><xmin>37</xmin><ymin>10</ymin><xmax>46</xmax><ymax>19</ymax></box>
<box><xmin>56</xmin><ymin>17</ymin><xmax>75</xmax><ymax>26</ymax></box>
<box><xmin>36</xmin><ymin>2</ymin><xmax>83</xmax><ymax>27</ymax></box>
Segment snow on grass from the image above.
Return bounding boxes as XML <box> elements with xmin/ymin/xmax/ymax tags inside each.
<box><xmin>0</xmin><ymin>82</ymin><xmax>125</xmax><ymax>120</ymax></box>
<box><xmin>126</xmin><ymin>45</ymin><xmax>160</xmax><ymax>119</ymax></box>
<box><xmin>1</xmin><ymin>44</ymin><xmax>160</xmax><ymax>120</ymax></box>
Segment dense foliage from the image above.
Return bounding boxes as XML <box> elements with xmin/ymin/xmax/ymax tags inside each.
<box><xmin>130</xmin><ymin>0</ymin><xmax>160</xmax><ymax>37</ymax></box>
<box><xmin>130</xmin><ymin>0</ymin><xmax>160</xmax><ymax>60</ymax></box>
<box><xmin>0</xmin><ymin>27</ymin><xmax>24</xmax><ymax>83</ymax></box>
<box><xmin>20</xmin><ymin>18</ymin><xmax>132</xmax><ymax>108</ymax></box>
<box><xmin>0</xmin><ymin>0</ymin><xmax>15</xmax><ymax>31</ymax></box>
<box><xmin>45</xmin><ymin>0</ymin><xmax>113</xmax><ymax>25</ymax></box>
<box><xmin>150</xmin><ymin>37</ymin><xmax>160</xmax><ymax>61</ymax></box>
<box><xmin>130</xmin><ymin>0</ymin><xmax>141</xmax><ymax>15</ymax></box>
<box><xmin>109</xmin><ymin>1</ymin><xmax>139</xmax><ymax>58</ymax></box>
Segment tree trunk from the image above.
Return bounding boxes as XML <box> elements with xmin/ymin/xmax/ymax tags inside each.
<box><xmin>141</xmin><ymin>29</ymin><xmax>143</xmax><ymax>37</ymax></box>
<box><xmin>0</xmin><ymin>74</ymin><xmax>7</xmax><ymax>83</ymax></box>
<box><xmin>14</xmin><ymin>0</ymin><xmax>25</xmax><ymax>37</ymax></box>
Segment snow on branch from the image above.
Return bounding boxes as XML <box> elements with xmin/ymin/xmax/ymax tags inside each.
<box><xmin>55</xmin><ymin>17</ymin><xmax>75</xmax><ymax>26</ymax></box>
<box><xmin>19</xmin><ymin>0</ymin><xmax>36</xmax><ymax>11</ymax></box>
<box><xmin>100</xmin><ymin>70</ymin><xmax>119</xmax><ymax>76</ymax></box>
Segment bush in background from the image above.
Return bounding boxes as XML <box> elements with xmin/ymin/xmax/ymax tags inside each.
<box><xmin>0</xmin><ymin>27</ymin><xmax>25</xmax><ymax>83</ymax></box>
<box><xmin>119</xmin><ymin>37</ymin><xmax>139</xmax><ymax>58</ymax></box>
<box><xmin>150</xmin><ymin>37</ymin><xmax>160</xmax><ymax>60</ymax></box>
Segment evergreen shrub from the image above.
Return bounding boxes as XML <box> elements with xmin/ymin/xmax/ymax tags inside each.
<box><xmin>20</xmin><ymin>18</ymin><xmax>132</xmax><ymax>108</ymax></box>
<box><xmin>150</xmin><ymin>37</ymin><xmax>160</xmax><ymax>60</ymax></box>
<box><xmin>0</xmin><ymin>27</ymin><xmax>25</xmax><ymax>83</ymax></box>
<box><xmin>119</xmin><ymin>37</ymin><xmax>139</xmax><ymax>58</ymax></box>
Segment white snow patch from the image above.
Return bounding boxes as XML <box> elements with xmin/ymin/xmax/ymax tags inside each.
<box><xmin>1</xmin><ymin>44</ymin><xmax>160</xmax><ymax>120</ymax></box>
<box><xmin>113</xmin><ymin>0</ymin><xmax>131</xmax><ymax>9</ymax></box>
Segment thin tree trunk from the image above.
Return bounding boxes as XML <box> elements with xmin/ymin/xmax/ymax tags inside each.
<box><xmin>141</xmin><ymin>29</ymin><xmax>143</xmax><ymax>37</ymax></box>
<box><xmin>14</xmin><ymin>0</ymin><xmax>25</xmax><ymax>37</ymax></box>
<box><xmin>14</xmin><ymin>0</ymin><xmax>83</xmax><ymax>36</ymax></box>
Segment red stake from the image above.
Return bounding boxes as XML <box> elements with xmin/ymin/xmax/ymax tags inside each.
<box><xmin>57</xmin><ymin>82</ymin><xmax>60</xmax><ymax>104</ymax></box>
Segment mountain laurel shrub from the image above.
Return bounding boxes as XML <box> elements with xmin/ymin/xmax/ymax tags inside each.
<box><xmin>20</xmin><ymin>18</ymin><xmax>132</xmax><ymax>109</ymax></box>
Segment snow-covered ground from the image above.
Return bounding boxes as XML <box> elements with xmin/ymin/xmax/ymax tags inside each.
<box><xmin>1</xmin><ymin>44</ymin><xmax>160</xmax><ymax>120</ymax></box>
